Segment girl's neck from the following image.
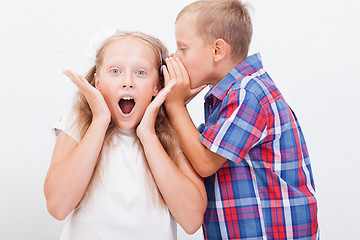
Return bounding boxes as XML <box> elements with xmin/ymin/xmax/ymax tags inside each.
<box><xmin>117</xmin><ymin>127</ymin><xmax>136</xmax><ymax>136</ymax></box>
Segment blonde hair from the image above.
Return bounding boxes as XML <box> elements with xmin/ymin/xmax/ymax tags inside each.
<box><xmin>72</xmin><ymin>31</ymin><xmax>178</xmax><ymax>214</ymax></box>
<box><xmin>176</xmin><ymin>0</ymin><xmax>253</xmax><ymax>61</ymax></box>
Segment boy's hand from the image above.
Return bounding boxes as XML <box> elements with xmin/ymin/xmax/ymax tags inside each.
<box><xmin>163</xmin><ymin>57</ymin><xmax>206</xmax><ymax>107</ymax></box>
<box><xmin>63</xmin><ymin>69</ymin><xmax>111</xmax><ymax>124</ymax></box>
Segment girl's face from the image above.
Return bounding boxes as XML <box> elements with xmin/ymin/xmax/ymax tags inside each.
<box><xmin>95</xmin><ymin>37</ymin><xmax>160</xmax><ymax>130</ymax></box>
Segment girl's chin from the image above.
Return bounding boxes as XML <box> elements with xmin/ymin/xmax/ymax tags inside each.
<box><xmin>114</xmin><ymin>119</ymin><xmax>139</xmax><ymax>131</ymax></box>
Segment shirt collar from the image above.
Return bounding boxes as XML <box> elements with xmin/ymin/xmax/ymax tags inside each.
<box><xmin>205</xmin><ymin>52</ymin><xmax>264</xmax><ymax>101</ymax></box>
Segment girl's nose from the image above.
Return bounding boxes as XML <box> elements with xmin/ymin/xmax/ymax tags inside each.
<box><xmin>121</xmin><ymin>74</ymin><xmax>134</xmax><ymax>89</ymax></box>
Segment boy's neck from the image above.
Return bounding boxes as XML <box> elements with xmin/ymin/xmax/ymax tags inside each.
<box><xmin>213</xmin><ymin>56</ymin><xmax>245</xmax><ymax>86</ymax></box>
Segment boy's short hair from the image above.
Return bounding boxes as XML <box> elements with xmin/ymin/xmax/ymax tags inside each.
<box><xmin>176</xmin><ymin>0</ymin><xmax>252</xmax><ymax>61</ymax></box>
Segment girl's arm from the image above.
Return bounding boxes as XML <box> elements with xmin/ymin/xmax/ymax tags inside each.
<box><xmin>44</xmin><ymin>70</ymin><xmax>111</xmax><ymax>220</ymax></box>
<box><xmin>137</xmin><ymin>81</ymin><xmax>207</xmax><ymax>235</ymax></box>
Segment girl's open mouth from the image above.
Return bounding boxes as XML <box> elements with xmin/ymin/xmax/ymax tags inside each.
<box><xmin>119</xmin><ymin>97</ymin><xmax>135</xmax><ymax>115</ymax></box>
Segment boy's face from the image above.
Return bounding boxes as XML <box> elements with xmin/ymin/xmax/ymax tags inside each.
<box><xmin>174</xmin><ymin>14</ymin><xmax>215</xmax><ymax>88</ymax></box>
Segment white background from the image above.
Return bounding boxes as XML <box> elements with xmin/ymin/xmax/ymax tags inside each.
<box><xmin>1</xmin><ymin>0</ymin><xmax>359</xmax><ymax>239</ymax></box>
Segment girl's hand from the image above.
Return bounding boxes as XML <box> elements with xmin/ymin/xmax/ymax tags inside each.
<box><xmin>63</xmin><ymin>70</ymin><xmax>111</xmax><ymax>124</ymax></box>
<box><xmin>136</xmin><ymin>79</ymin><xmax>176</xmax><ymax>139</ymax></box>
<box><xmin>163</xmin><ymin>58</ymin><xmax>206</xmax><ymax>107</ymax></box>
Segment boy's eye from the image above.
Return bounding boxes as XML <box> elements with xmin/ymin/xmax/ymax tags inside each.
<box><xmin>110</xmin><ymin>69</ymin><xmax>120</xmax><ymax>74</ymax></box>
<box><xmin>136</xmin><ymin>70</ymin><xmax>146</xmax><ymax>76</ymax></box>
<box><xmin>178</xmin><ymin>46</ymin><xmax>186</xmax><ymax>52</ymax></box>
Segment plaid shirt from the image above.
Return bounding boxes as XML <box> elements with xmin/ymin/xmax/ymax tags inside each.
<box><xmin>199</xmin><ymin>53</ymin><xmax>319</xmax><ymax>239</ymax></box>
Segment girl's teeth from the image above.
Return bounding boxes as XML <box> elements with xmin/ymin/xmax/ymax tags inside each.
<box><xmin>122</xmin><ymin>97</ymin><xmax>132</xmax><ymax>100</ymax></box>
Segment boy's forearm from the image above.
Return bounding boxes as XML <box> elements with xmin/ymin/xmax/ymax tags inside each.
<box><xmin>167</xmin><ymin>105</ymin><xmax>227</xmax><ymax>177</ymax></box>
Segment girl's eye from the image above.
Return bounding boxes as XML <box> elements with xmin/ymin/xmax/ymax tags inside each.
<box><xmin>110</xmin><ymin>69</ymin><xmax>120</xmax><ymax>74</ymax></box>
<box><xmin>136</xmin><ymin>70</ymin><xmax>146</xmax><ymax>76</ymax></box>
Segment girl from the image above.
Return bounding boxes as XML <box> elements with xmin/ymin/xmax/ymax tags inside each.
<box><xmin>44</xmin><ymin>31</ymin><xmax>207</xmax><ymax>239</ymax></box>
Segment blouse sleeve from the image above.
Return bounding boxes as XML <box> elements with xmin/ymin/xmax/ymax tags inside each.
<box><xmin>53</xmin><ymin>105</ymin><xmax>81</xmax><ymax>143</ymax></box>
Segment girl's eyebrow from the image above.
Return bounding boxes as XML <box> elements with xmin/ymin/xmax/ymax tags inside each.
<box><xmin>104</xmin><ymin>62</ymin><xmax>155</xmax><ymax>71</ymax></box>
<box><xmin>106</xmin><ymin>58</ymin><xmax>154</xmax><ymax>68</ymax></box>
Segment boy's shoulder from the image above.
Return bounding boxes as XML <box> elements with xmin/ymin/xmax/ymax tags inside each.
<box><xmin>208</xmin><ymin>53</ymin><xmax>280</xmax><ymax>104</ymax></box>
<box><xmin>223</xmin><ymin>53</ymin><xmax>268</xmax><ymax>90</ymax></box>
<box><xmin>228</xmin><ymin>69</ymin><xmax>275</xmax><ymax>101</ymax></box>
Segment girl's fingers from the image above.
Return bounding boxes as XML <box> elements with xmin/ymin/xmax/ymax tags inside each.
<box><xmin>163</xmin><ymin>79</ymin><xmax>177</xmax><ymax>94</ymax></box>
<box><xmin>152</xmin><ymin>79</ymin><xmax>177</xmax><ymax>107</ymax></box>
<box><xmin>63</xmin><ymin>69</ymin><xmax>92</xmax><ymax>93</ymax></box>
<box><xmin>63</xmin><ymin>70</ymin><xmax>82</xmax><ymax>87</ymax></box>
<box><xmin>141</xmin><ymin>80</ymin><xmax>177</xmax><ymax>132</ymax></box>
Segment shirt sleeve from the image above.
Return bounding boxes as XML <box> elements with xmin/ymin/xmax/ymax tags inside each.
<box><xmin>53</xmin><ymin>106</ymin><xmax>81</xmax><ymax>143</ymax></box>
<box><xmin>200</xmin><ymin>89</ymin><xmax>267</xmax><ymax>164</ymax></box>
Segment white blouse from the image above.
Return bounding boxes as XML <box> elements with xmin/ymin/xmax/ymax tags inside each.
<box><xmin>54</xmin><ymin>108</ymin><xmax>177</xmax><ymax>240</ymax></box>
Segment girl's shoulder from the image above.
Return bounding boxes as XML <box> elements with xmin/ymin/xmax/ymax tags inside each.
<box><xmin>53</xmin><ymin>104</ymin><xmax>81</xmax><ymax>143</ymax></box>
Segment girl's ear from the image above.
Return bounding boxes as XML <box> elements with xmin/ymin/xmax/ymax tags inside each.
<box><xmin>94</xmin><ymin>73</ymin><xmax>101</xmax><ymax>90</ymax></box>
<box><xmin>152</xmin><ymin>82</ymin><xmax>161</xmax><ymax>96</ymax></box>
<box><xmin>212</xmin><ymin>38</ymin><xmax>227</xmax><ymax>62</ymax></box>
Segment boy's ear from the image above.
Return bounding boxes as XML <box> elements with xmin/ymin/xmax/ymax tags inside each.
<box><xmin>212</xmin><ymin>39</ymin><xmax>227</xmax><ymax>62</ymax></box>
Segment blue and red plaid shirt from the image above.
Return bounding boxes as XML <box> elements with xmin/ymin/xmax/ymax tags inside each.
<box><xmin>199</xmin><ymin>53</ymin><xmax>319</xmax><ymax>239</ymax></box>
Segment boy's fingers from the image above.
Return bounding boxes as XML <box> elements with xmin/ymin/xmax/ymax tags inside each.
<box><xmin>171</xmin><ymin>58</ymin><xmax>184</xmax><ymax>82</ymax></box>
<box><xmin>165</xmin><ymin>58</ymin><xmax>177</xmax><ymax>80</ymax></box>
<box><xmin>162</xmin><ymin>66</ymin><xmax>171</xmax><ymax>85</ymax></box>
<box><xmin>175</xmin><ymin>58</ymin><xmax>189</xmax><ymax>82</ymax></box>
<box><xmin>185</xmin><ymin>85</ymin><xmax>207</xmax><ymax>105</ymax></box>
<box><xmin>190</xmin><ymin>85</ymin><xmax>207</xmax><ymax>96</ymax></box>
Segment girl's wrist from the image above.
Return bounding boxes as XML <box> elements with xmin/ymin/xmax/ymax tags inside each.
<box><xmin>137</xmin><ymin>128</ymin><xmax>157</xmax><ymax>143</ymax></box>
<box><xmin>91</xmin><ymin>115</ymin><xmax>111</xmax><ymax>129</ymax></box>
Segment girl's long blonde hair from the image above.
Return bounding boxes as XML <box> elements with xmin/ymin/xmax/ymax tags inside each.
<box><xmin>72</xmin><ymin>31</ymin><xmax>178</xmax><ymax>215</ymax></box>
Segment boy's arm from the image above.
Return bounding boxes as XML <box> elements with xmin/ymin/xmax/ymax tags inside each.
<box><xmin>167</xmin><ymin>103</ymin><xmax>227</xmax><ymax>177</ymax></box>
<box><xmin>163</xmin><ymin>58</ymin><xmax>227</xmax><ymax>177</ymax></box>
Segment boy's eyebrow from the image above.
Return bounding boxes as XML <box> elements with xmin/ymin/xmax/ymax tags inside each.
<box><xmin>176</xmin><ymin>40</ymin><xmax>187</xmax><ymax>46</ymax></box>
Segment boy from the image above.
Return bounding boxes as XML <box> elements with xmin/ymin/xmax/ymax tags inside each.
<box><xmin>163</xmin><ymin>0</ymin><xmax>319</xmax><ymax>239</ymax></box>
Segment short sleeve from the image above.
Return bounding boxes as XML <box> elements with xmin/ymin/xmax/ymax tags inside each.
<box><xmin>197</xmin><ymin>123</ymin><xmax>206</xmax><ymax>134</ymax></box>
<box><xmin>200</xmin><ymin>89</ymin><xmax>267</xmax><ymax>164</ymax></box>
<box><xmin>53</xmin><ymin>106</ymin><xmax>81</xmax><ymax>143</ymax></box>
